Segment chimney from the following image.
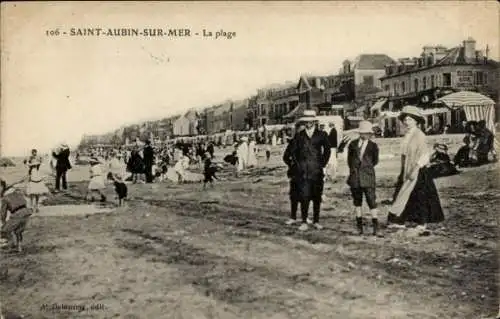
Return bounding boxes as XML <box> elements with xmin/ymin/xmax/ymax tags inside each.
<box><xmin>463</xmin><ymin>37</ymin><xmax>476</xmax><ymax>60</ymax></box>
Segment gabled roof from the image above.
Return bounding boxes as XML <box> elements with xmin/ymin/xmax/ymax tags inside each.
<box><xmin>353</xmin><ymin>54</ymin><xmax>395</xmax><ymax>70</ymax></box>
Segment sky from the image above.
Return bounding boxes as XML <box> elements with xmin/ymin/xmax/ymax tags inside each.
<box><xmin>1</xmin><ymin>1</ymin><xmax>499</xmax><ymax>156</ymax></box>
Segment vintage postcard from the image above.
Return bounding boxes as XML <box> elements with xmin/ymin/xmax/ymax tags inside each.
<box><xmin>0</xmin><ymin>1</ymin><xmax>499</xmax><ymax>318</ymax></box>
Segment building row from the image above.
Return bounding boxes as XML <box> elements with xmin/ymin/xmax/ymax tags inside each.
<box><xmin>93</xmin><ymin>37</ymin><xmax>498</xmax><ymax>145</ymax></box>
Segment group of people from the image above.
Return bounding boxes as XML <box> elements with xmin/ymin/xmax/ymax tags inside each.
<box><xmin>0</xmin><ymin>107</ymin><xmax>496</xmax><ymax>252</ymax></box>
<box><xmin>283</xmin><ymin>106</ymin><xmax>446</xmax><ymax>236</ymax></box>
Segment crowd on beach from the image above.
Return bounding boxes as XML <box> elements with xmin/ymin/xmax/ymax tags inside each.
<box><xmin>0</xmin><ymin>107</ymin><xmax>497</xmax><ymax>253</ymax></box>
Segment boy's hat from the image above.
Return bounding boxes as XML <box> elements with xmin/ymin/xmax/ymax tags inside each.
<box><xmin>297</xmin><ymin>110</ymin><xmax>317</xmax><ymax>123</ymax></box>
<box><xmin>357</xmin><ymin>121</ymin><xmax>374</xmax><ymax>134</ymax></box>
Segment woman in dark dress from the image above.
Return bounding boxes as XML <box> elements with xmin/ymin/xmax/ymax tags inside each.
<box><xmin>388</xmin><ymin>106</ymin><xmax>444</xmax><ymax>233</ymax></box>
<box><xmin>126</xmin><ymin>149</ymin><xmax>144</xmax><ymax>184</ymax></box>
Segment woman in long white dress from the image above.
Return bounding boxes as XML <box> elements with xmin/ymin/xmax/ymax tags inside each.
<box><xmin>236</xmin><ymin>137</ymin><xmax>249</xmax><ymax>173</ymax></box>
<box><xmin>247</xmin><ymin>137</ymin><xmax>258</xmax><ymax>168</ymax></box>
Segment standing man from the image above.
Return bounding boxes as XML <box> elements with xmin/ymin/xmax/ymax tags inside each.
<box><xmin>52</xmin><ymin>143</ymin><xmax>72</xmax><ymax>192</ymax></box>
<box><xmin>338</xmin><ymin>121</ymin><xmax>380</xmax><ymax>236</ymax></box>
<box><xmin>283</xmin><ymin>110</ymin><xmax>331</xmax><ymax>231</ymax></box>
<box><xmin>325</xmin><ymin>122</ymin><xmax>338</xmax><ymax>181</ymax></box>
<box><xmin>143</xmin><ymin>140</ymin><xmax>155</xmax><ymax>183</ymax></box>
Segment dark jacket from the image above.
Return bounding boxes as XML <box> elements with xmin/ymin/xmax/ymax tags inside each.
<box><xmin>328</xmin><ymin>128</ymin><xmax>338</xmax><ymax>148</ymax></box>
<box><xmin>143</xmin><ymin>145</ymin><xmax>155</xmax><ymax>166</ymax></box>
<box><xmin>52</xmin><ymin>148</ymin><xmax>72</xmax><ymax>171</ymax></box>
<box><xmin>283</xmin><ymin>129</ymin><xmax>331</xmax><ymax>181</ymax></box>
<box><xmin>346</xmin><ymin>138</ymin><xmax>379</xmax><ymax>188</ymax></box>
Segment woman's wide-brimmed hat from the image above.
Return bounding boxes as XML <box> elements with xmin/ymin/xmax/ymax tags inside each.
<box><xmin>297</xmin><ymin>110</ymin><xmax>318</xmax><ymax>123</ymax></box>
<box><xmin>241</xmin><ymin>136</ymin><xmax>249</xmax><ymax>142</ymax></box>
<box><xmin>357</xmin><ymin>120</ymin><xmax>374</xmax><ymax>134</ymax></box>
<box><xmin>434</xmin><ymin>143</ymin><xmax>448</xmax><ymax>152</ymax></box>
<box><xmin>398</xmin><ymin>105</ymin><xmax>425</xmax><ymax>123</ymax></box>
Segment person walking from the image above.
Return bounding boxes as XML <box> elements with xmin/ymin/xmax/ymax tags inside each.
<box><xmin>388</xmin><ymin>106</ymin><xmax>444</xmax><ymax>234</ymax></box>
<box><xmin>52</xmin><ymin>143</ymin><xmax>72</xmax><ymax>192</ymax></box>
<box><xmin>283</xmin><ymin>110</ymin><xmax>331</xmax><ymax>231</ymax></box>
<box><xmin>143</xmin><ymin>140</ymin><xmax>155</xmax><ymax>183</ymax></box>
<box><xmin>339</xmin><ymin>121</ymin><xmax>380</xmax><ymax>236</ymax></box>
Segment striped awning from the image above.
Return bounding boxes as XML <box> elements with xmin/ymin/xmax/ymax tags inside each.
<box><xmin>433</xmin><ymin>91</ymin><xmax>495</xmax><ymax>108</ymax></box>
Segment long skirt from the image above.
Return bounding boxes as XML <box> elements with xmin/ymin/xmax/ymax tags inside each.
<box><xmin>390</xmin><ymin>167</ymin><xmax>444</xmax><ymax>224</ymax></box>
<box><xmin>290</xmin><ymin>177</ymin><xmax>324</xmax><ymax>203</ymax></box>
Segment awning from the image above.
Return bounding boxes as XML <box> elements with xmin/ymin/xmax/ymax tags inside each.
<box><xmin>331</xmin><ymin>104</ymin><xmax>344</xmax><ymax>110</ymax></box>
<box><xmin>370</xmin><ymin>98</ymin><xmax>388</xmax><ymax>112</ymax></box>
<box><xmin>420</xmin><ymin>107</ymin><xmax>450</xmax><ymax>116</ymax></box>
<box><xmin>433</xmin><ymin>91</ymin><xmax>495</xmax><ymax>108</ymax></box>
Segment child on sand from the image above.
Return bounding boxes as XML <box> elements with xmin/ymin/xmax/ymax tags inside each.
<box><xmin>86</xmin><ymin>157</ymin><xmax>107</xmax><ymax>203</ymax></box>
<box><xmin>106</xmin><ymin>172</ymin><xmax>127</xmax><ymax>206</ymax></box>
<box><xmin>24</xmin><ymin>149</ymin><xmax>49</xmax><ymax>212</ymax></box>
<box><xmin>203</xmin><ymin>152</ymin><xmax>218</xmax><ymax>189</ymax></box>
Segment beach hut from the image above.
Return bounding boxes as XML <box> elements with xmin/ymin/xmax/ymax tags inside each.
<box><xmin>433</xmin><ymin>91</ymin><xmax>496</xmax><ymax>134</ymax></box>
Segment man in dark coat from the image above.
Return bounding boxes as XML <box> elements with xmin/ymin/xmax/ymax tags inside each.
<box><xmin>338</xmin><ymin>121</ymin><xmax>380</xmax><ymax>236</ymax></box>
<box><xmin>283</xmin><ymin>110</ymin><xmax>331</xmax><ymax>231</ymax></box>
<box><xmin>52</xmin><ymin>144</ymin><xmax>72</xmax><ymax>192</ymax></box>
<box><xmin>143</xmin><ymin>140</ymin><xmax>155</xmax><ymax>183</ymax></box>
<box><xmin>283</xmin><ymin>122</ymin><xmax>305</xmax><ymax>226</ymax></box>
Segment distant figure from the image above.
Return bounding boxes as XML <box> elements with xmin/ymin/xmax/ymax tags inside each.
<box><xmin>86</xmin><ymin>157</ymin><xmax>107</xmax><ymax>203</ymax></box>
<box><xmin>107</xmin><ymin>172</ymin><xmax>127</xmax><ymax>206</ymax></box>
<box><xmin>24</xmin><ymin>149</ymin><xmax>49</xmax><ymax>212</ymax></box>
<box><xmin>127</xmin><ymin>149</ymin><xmax>144</xmax><ymax>184</ymax></box>
<box><xmin>203</xmin><ymin>152</ymin><xmax>218</xmax><ymax>189</ymax></box>
<box><xmin>454</xmin><ymin>136</ymin><xmax>473</xmax><ymax>168</ymax></box>
<box><xmin>143</xmin><ymin>140</ymin><xmax>155</xmax><ymax>183</ymax></box>
<box><xmin>428</xmin><ymin>143</ymin><xmax>458</xmax><ymax>178</ymax></box>
<box><xmin>325</xmin><ymin>122</ymin><xmax>338</xmax><ymax>181</ymax></box>
<box><xmin>52</xmin><ymin>143</ymin><xmax>72</xmax><ymax>192</ymax></box>
<box><xmin>247</xmin><ymin>137</ymin><xmax>258</xmax><ymax>168</ymax></box>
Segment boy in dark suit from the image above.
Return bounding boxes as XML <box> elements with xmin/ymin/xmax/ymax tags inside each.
<box><xmin>339</xmin><ymin>121</ymin><xmax>380</xmax><ymax>236</ymax></box>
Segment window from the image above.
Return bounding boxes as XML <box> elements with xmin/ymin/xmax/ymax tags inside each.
<box><xmin>423</xmin><ymin>76</ymin><xmax>427</xmax><ymax>90</ymax></box>
<box><xmin>443</xmin><ymin>73</ymin><xmax>452</xmax><ymax>86</ymax></box>
<box><xmin>484</xmin><ymin>73</ymin><xmax>488</xmax><ymax>84</ymax></box>
<box><xmin>401</xmin><ymin>81</ymin><xmax>406</xmax><ymax>93</ymax></box>
<box><xmin>474</xmin><ymin>71</ymin><xmax>484</xmax><ymax>85</ymax></box>
<box><xmin>430</xmin><ymin>75</ymin><xmax>435</xmax><ymax>88</ymax></box>
<box><xmin>414</xmin><ymin>78</ymin><xmax>419</xmax><ymax>92</ymax></box>
<box><xmin>363</xmin><ymin>76</ymin><xmax>374</xmax><ymax>86</ymax></box>
<box><xmin>393</xmin><ymin>83</ymin><xmax>398</xmax><ymax>95</ymax></box>
<box><xmin>384</xmin><ymin>84</ymin><xmax>390</xmax><ymax>92</ymax></box>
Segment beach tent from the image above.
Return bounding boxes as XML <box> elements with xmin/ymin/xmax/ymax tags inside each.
<box><xmin>434</xmin><ymin>91</ymin><xmax>496</xmax><ymax>133</ymax></box>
